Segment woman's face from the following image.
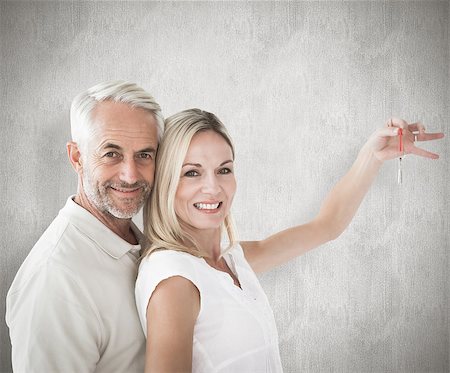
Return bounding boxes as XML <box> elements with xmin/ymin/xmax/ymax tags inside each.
<box><xmin>175</xmin><ymin>130</ymin><xmax>236</xmax><ymax>235</ymax></box>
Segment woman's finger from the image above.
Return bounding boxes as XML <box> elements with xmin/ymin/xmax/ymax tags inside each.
<box><xmin>378</xmin><ymin>127</ymin><xmax>401</xmax><ymax>137</ymax></box>
<box><xmin>408</xmin><ymin>145</ymin><xmax>439</xmax><ymax>159</ymax></box>
<box><xmin>386</xmin><ymin>117</ymin><xmax>408</xmax><ymax>129</ymax></box>
<box><xmin>408</xmin><ymin>122</ymin><xmax>426</xmax><ymax>133</ymax></box>
<box><xmin>406</xmin><ymin>123</ymin><xmax>444</xmax><ymax>142</ymax></box>
<box><xmin>415</xmin><ymin>132</ymin><xmax>445</xmax><ymax>142</ymax></box>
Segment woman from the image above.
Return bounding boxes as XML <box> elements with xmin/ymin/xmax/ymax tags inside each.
<box><xmin>135</xmin><ymin>109</ymin><xmax>443</xmax><ymax>372</ymax></box>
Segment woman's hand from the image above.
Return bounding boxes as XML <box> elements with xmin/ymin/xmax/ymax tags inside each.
<box><xmin>364</xmin><ymin>118</ymin><xmax>444</xmax><ymax>162</ymax></box>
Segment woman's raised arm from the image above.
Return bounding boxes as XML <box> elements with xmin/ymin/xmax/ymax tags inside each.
<box><xmin>242</xmin><ymin>119</ymin><xmax>444</xmax><ymax>273</ymax></box>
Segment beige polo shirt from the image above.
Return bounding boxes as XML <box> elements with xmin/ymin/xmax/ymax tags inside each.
<box><xmin>6</xmin><ymin>197</ymin><xmax>146</xmax><ymax>373</ymax></box>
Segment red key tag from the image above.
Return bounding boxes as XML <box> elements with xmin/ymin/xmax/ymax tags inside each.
<box><xmin>398</xmin><ymin>128</ymin><xmax>403</xmax><ymax>184</ymax></box>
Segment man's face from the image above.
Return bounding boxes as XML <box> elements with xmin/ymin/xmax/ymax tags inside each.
<box><xmin>80</xmin><ymin>101</ymin><xmax>158</xmax><ymax>219</ymax></box>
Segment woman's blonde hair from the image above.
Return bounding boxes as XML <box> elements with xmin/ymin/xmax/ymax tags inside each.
<box><xmin>142</xmin><ymin>108</ymin><xmax>237</xmax><ymax>258</ymax></box>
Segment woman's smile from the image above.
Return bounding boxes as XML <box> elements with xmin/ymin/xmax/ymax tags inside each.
<box><xmin>193</xmin><ymin>201</ymin><xmax>223</xmax><ymax>212</ymax></box>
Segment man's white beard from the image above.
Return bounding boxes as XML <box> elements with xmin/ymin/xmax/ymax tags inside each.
<box><xmin>82</xmin><ymin>167</ymin><xmax>151</xmax><ymax>219</ymax></box>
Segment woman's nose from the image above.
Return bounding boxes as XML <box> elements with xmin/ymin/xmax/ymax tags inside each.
<box><xmin>201</xmin><ymin>173</ymin><xmax>220</xmax><ymax>195</ymax></box>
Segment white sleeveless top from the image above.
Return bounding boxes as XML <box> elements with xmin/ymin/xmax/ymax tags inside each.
<box><xmin>135</xmin><ymin>244</ymin><xmax>283</xmax><ymax>372</ymax></box>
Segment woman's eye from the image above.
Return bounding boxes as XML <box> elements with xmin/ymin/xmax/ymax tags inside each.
<box><xmin>184</xmin><ymin>170</ymin><xmax>199</xmax><ymax>177</ymax></box>
<box><xmin>219</xmin><ymin>167</ymin><xmax>232</xmax><ymax>174</ymax></box>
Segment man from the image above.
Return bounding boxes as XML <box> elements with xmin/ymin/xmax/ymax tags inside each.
<box><xmin>6</xmin><ymin>81</ymin><xmax>163</xmax><ymax>372</ymax></box>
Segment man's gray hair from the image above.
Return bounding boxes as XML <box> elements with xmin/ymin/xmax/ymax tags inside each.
<box><xmin>70</xmin><ymin>80</ymin><xmax>164</xmax><ymax>149</ymax></box>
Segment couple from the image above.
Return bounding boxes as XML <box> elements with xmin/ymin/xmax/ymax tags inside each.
<box><xmin>6</xmin><ymin>81</ymin><xmax>443</xmax><ymax>372</ymax></box>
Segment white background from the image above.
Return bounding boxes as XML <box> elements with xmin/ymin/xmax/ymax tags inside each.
<box><xmin>1</xmin><ymin>2</ymin><xmax>448</xmax><ymax>372</ymax></box>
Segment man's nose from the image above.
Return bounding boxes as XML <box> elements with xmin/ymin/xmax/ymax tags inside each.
<box><xmin>119</xmin><ymin>158</ymin><xmax>139</xmax><ymax>185</ymax></box>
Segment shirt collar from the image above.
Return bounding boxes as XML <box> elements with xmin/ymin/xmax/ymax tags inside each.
<box><xmin>59</xmin><ymin>196</ymin><xmax>146</xmax><ymax>259</ymax></box>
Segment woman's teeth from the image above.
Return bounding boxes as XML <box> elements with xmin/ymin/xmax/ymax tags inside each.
<box><xmin>194</xmin><ymin>202</ymin><xmax>220</xmax><ymax>210</ymax></box>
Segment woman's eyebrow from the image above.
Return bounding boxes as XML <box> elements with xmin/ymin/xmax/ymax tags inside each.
<box><xmin>182</xmin><ymin>160</ymin><xmax>233</xmax><ymax>168</ymax></box>
<box><xmin>182</xmin><ymin>162</ymin><xmax>202</xmax><ymax>168</ymax></box>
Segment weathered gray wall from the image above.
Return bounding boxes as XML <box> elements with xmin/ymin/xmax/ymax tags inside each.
<box><xmin>1</xmin><ymin>2</ymin><xmax>448</xmax><ymax>372</ymax></box>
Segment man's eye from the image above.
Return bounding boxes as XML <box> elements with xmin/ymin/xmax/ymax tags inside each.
<box><xmin>138</xmin><ymin>153</ymin><xmax>153</xmax><ymax>159</ymax></box>
<box><xmin>104</xmin><ymin>152</ymin><xmax>119</xmax><ymax>158</ymax></box>
<box><xmin>219</xmin><ymin>167</ymin><xmax>232</xmax><ymax>174</ymax></box>
<box><xmin>184</xmin><ymin>170</ymin><xmax>199</xmax><ymax>177</ymax></box>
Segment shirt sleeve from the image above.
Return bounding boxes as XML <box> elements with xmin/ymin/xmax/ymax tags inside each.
<box><xmin>6</xmin><ymin>261</ymin><xmax>102</xmax><ymax>373</ymax></box>
<box><xmin>135</xmin><ymin>250</ymin><xmax>202</xmax><ymax>337</ymax></box>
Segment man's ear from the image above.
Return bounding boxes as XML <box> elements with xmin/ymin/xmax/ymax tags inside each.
<box><xmin>67</xmin><ymin>141</ymin><xmax>83</xmax><ymax>174</ymax></box>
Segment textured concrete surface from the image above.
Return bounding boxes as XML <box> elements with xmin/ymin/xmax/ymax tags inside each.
<box><xmin>1</xmin><ymin>2</ymin><xmax>448</xmax><ymax>372</ymax></box>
